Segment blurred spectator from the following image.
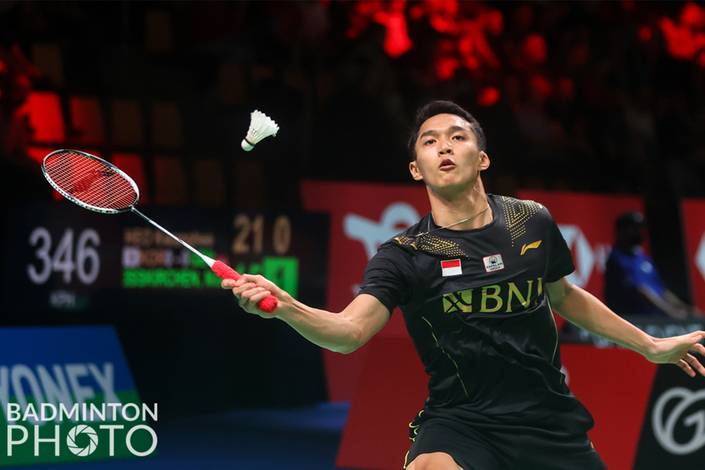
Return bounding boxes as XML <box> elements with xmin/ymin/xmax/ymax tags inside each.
<box><xmin>0</xmin><ymin>40</ymin><xmax>47</xmax><ymax>209</ymax></box>
<box><xmin>605</xmin><ymin>211</ymin><xmax>701</xmax><ymax>319</ymax></box>
<box><xmin>0</xmin><ymin>42</ymin><xmax>36</xmax><ymax>165</ymax></box>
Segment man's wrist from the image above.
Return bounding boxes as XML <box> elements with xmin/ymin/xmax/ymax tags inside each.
<box><xmin>275</xmin><ymin>295</ymin><xmax>301</xmax><ymax>322</ymax></box>
<box><xmin>639</xmin><ymin>334</ymin><xmax>658</xmax><ymax>358</ymax></box>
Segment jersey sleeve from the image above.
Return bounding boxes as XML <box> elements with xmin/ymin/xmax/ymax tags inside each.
<box><xmin>543</xmin><ymin>209</ymin><xmax>575</xmax><ymax>283</ymax></box>
<box><xmin>357</xmin><ymin>242</ymin><xmax>414</xmax><ymax>313</ymax></box>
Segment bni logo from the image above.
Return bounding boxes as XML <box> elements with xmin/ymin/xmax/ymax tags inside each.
<box><xmin>0</xmin><ymin>327</ymin><xmax>157</xmax><ymax>465</ymax></box>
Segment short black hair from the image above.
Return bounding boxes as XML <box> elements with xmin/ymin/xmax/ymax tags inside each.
<box><xmin>407</xmin><ymin>100</ymin><xmax>486</xmax><ymax>161</ymax></box>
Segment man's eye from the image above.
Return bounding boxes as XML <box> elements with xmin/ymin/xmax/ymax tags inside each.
<box><xmin>423</xmin><ymin>139</ymin><xmax>435</xmax><ymax>146</ymax></box>
<box><xmin>452</xmin><ymin>135</ymin><xmax>465</xmax><ymax>141</ymax></box>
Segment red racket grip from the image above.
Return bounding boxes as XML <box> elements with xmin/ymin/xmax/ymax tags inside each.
<box><xmin>211</xmin><ymin>260</ymin><xmax>278</xmax><ymax>313</ymax></box>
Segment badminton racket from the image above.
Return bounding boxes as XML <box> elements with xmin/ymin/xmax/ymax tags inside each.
<box><xmin>40</xmin><ymin>149</ymin><xmax>278</xmax><ymax>313</ymax></box>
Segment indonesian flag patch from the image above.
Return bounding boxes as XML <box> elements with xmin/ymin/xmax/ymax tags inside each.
<box><xmin>441</xmin><ymin>259</ymin><xmax>462</xmax><ymax>277</ymax></box>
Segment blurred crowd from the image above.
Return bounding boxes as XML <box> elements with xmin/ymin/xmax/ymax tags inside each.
<box><xmin>1</xmin><ymin>1</ymin><xmax>704</xmax><ymax>205</ymax></box>
<box><xmin>312</xmin><ymin>0</ymin><xmax>705</xmax><ymax>197</ymax></box>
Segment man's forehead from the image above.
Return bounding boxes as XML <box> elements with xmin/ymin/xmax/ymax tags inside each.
<box><xmin>418</xmin><ymin>113</ymin><xmax>472</xmax><ymax>134</ymax></box>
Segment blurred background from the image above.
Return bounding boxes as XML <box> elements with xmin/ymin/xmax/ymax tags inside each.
<box><xmin>1</xmin><ymin>1</ymin><xmax>705</xmax><ymax>469</ymax></box>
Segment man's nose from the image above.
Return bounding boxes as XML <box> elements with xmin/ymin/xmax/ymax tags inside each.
<box><xmin>439</xmin><ymin>139</ymin><xmax>453</xmax><ymax>154</ymax></box>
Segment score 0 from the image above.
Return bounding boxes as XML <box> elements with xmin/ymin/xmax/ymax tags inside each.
<box><xmin>231</xmin><ymin>214</ymin><xmax>291</xmax><ymax>255</ymax></box>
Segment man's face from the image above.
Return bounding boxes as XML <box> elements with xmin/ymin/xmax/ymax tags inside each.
<box><xmin>409</xmin><ymin>113</ymin><xmax>489</xmax><ymax>195</ymax></box>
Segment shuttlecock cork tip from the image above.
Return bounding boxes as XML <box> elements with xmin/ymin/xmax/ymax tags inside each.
<box><xmin>241</xmin><ymin>109</ymin><xmax>279</xmax><ymax>151</ymax></box>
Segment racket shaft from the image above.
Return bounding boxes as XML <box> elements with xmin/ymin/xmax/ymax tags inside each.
<box><xmin>131</xmin><ymin>207</ymin><xmax>210</xmax><ymax>263</ymax></box>
<box><xmin>131</xmin><ymin>208</ymin><xmax>278</xmax><ymax>313</ymax></box>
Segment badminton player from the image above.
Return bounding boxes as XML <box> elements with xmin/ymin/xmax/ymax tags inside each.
<box><xmin>222</xmin><ymin>100</ymin><xmax>705</xmax><ymax>470</ymax></box>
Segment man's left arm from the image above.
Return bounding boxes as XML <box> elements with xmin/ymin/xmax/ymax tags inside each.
<box><xmin>547</xmin><ymin>277</ymin><xmax>705</xmax><ymax>377</ymax></box>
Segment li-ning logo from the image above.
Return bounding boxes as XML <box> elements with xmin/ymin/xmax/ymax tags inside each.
<box><xmin>520</xmin><ymin>240</ymin><xmax>542</xmax><ymax>256</ymax></box>
<box><xmin>652</xmin><ymin>387</ymin><xmax>705</xmax><ymax>455</ymax></box>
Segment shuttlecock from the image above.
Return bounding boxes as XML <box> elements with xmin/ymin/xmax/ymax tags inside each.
<box><xmin>241</xmin><ymin>110</ymin><xmax>279</xmax><ymax>151</ymax></box>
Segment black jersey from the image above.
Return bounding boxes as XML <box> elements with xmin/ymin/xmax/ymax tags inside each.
<box><xmin>359</xmin><ymin>194</ymin><xmax>594</xmax><ymax>436</ymax></box>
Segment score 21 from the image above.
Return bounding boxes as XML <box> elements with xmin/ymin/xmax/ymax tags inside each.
<box><xmin>230</xmin><ymin>214</ymin><xmax>298</xmax><ymax>297</ymax></box>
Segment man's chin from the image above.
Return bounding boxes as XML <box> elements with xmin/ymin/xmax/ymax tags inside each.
<box><xmin>428</xmin><ymin>179</ymin><xmax>474</xmax><ymax>198</ymax></box>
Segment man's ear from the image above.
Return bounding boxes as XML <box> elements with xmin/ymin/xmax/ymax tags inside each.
<box><xmin>409</xmin><ymin>160</ymin><xmax>423</xmax><ymax>181</ymax></box>
<box><xmin>479</xmin><ymin>151</ymin><xmax>491</xmax><ymax>171</ymax></box>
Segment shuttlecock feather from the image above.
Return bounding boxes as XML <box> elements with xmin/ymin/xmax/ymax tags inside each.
<box><xmin>241</xmin><ymin>110</ymin><xmax>279</xmax><ymax>151</ymax></box>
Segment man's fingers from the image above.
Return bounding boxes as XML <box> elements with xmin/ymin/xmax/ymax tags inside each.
<box><xmin>232</xmin><ymin>282</ymin><xmax>256</xmax><ymax>296</ymax></box>
<box><xmin>685</xmin><ymin>354</ymin><xmax>705</xmax><ymax>377</ymax></box>
<box><xmin>678</xmin><ymin>359</ymin><xmax>696</xmax><ymax>377</ymax></box>
<box><xmin>250</xmin><ymin>289</ymin><xmax>273</xmax><ymax>305</ymax></box>
<box><xmin>223</xmin><ymin>278</ymin><xmax>246</xmax><ymax>288</ymax></box>
<box><xmin>238</xmin><ymin>287</ymin><xmax>267</xmax><ymax>309</ymax></box>
<box><xmin>223</xmin><ymin>272</ymin><xmax>275</xmax><ymax>315</ymax></box>
<box><xmin>240</xmin><ymin>273</ymin><xmax>264</xmax><ymax>284</ymax></box>
<box><xmin>691</xmin><ymin>343</ymin><xmax>705</xmax><ymax>356</ymax></box>
<box><xmin>238</xmin><ymin>286</ymin><xmax>264</xmax><ymax>303</ymax></box>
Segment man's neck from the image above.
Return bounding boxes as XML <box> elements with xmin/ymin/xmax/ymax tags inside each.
<box><xmin>426</xmin><ymin>181</ymin><xmax>492</xmax><ymax>231</ymax></box>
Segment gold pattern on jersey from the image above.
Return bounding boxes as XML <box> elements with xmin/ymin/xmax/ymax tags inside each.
<box><xmin>421</xmin><ymin>316</ymin><xmax>470</xmax><ymax>399</ymax></box>
<box><xmin>393</xmin><ymin>234</ymin><xmax>468</xmax><ymax>257</ymax></box>
<box><xmin>498</xmin><ymin>196</ymin><xmax>543</xmax><ymax>246</ymax></box>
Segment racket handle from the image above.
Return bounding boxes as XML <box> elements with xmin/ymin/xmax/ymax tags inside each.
<box><xmin>211</xmin><ymin>260</ymin><xmax>278</xmax><ymax>313</ymax></box>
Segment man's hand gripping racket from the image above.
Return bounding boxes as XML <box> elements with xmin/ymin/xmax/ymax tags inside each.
<box><xmin>221</xmin><ymin>274</ymin><xmax>289</xmax><ymax>318</ymax></box>
<box><xmin>41</xmin><ymin>149</ymin><xmax>278</xmax><ymax>313</ymax></box>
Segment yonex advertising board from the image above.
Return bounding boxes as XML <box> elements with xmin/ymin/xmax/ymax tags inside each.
<box><xmin>0</xmin><ymin>326</ymin><xmax>155</xmax><ymax>466</ymax></box>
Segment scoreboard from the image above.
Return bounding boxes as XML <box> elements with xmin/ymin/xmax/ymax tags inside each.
<box><xmin>1</xmin><ymin>203</ymin><xmax>330</xmax><ymax>409</ymax></box>
<box><xmin>1</xmin><ymin>203</ymin><xmax>329</xmax><ymax>319</ymax></box>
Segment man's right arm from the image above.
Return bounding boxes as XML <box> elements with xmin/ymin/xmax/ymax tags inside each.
<box><xmin>279</xmin><ymin>293</ymin><xmax>391</xmax><ymax>354</ymax></box>
<box><xmin>222</xmin><ymin>275</ymin><xmax>391</xmax><ymax>354</ymax></box>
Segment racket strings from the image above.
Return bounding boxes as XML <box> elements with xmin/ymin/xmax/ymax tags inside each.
<box><xmin>48</xmin><ymin>165</ymin><xmax>111</xmax><ymax>195</ymax></box>
<box><xmin>44</xmin><ymin>151</ymin><xmax>137</xmax><ymax>210</ymax></box>
<box><xmin>47</xmin><ymin>158</ymin><xmax>134</xmax><ymax>209</ymax></box>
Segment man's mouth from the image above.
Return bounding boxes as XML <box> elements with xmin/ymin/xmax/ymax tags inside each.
<box><xmin>439</xmin><ymin>159</ymin><xmax>456</xmax><ymax>171</ymax></box>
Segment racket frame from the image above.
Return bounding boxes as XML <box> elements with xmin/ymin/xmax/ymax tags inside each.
<box><xmin>41</xmin><ymin>149</ymin><xmax>140</xmax><ymax>214</ymax></box>
<box><xmin>40</xmin><ymin>148</ymin><xmax>278</xmax><ymax>312</ymax></box>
